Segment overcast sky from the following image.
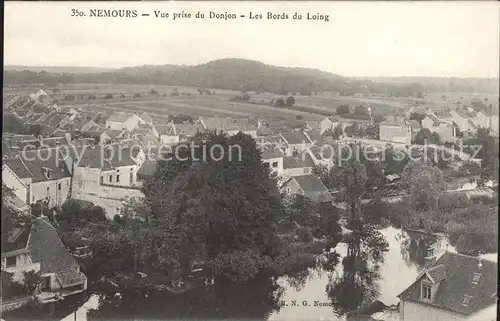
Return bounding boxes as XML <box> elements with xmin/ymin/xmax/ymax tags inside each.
<box><xmin>4</xmin><ymin>1</ymin><xmax>499</xmax><ymax>78</ymax></box>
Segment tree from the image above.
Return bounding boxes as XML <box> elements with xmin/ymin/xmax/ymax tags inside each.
<box><xmin>65</xmin><ymin>94</ymin><xmax>75</xmax><ymax>101</ymax></box>
<box><xmin>413</xmin><ymin>128</ymin><xmax>440</xmax><ymax>145</ymax></box>
<box><xmin>476</xmin><ymin>128</ymin><xmax>498</xmax><ymax>180</ymax></box>
<box><xmin>332</xmin><ymin>124</ymin><xmax>343</xmax><ymax>140</ymax></box>
<box><xmin>275</xmin><ymin>98</ymin><xmax>285</xmax><ymax>107</ymax></box>
<box><xmin>365</xmin><ymin>123</ymin><xmax>380</xmax><ymax>139</ymax></box>
<box><xmin>149</xmin><ymin>89</ymin><xmax>159</xmax><ymax>96</ymax></box>
<box><xmin>285</xmin><ymin>96</ymin><xmax>295</xmax><ymax>106</ymax></box>
<box><xmin>338</xmin><ymin>151</ymin><xmax>368</xmax><ymax>228</ymax></box>
<box><xmin>133</xmin><ymin>93</ymin><xmax>142</xmax><ymax>98</ymax></box>
<box><xmin>409</xmin><ymin>113</ymin><xmax>425</xmax><ymax>125</ymax></box>
<box><xmin>142</xmin><ymin>132</ymin><xmax>283</xmax><ymax>283</ymax></box>
<box><xmin>416</xmin><ymin>92</ymin><xmax>424</xmax><ymax>99</ymax></box>
<box><xmin>337</xmin><ymin>105</ymin><xmax>350</xmax><ymax>115</ymax></box>
<box><xmin>399</xmin><ymin>161</ymin><xmax>446</xmax><ymax>210</ymax></box>
<box><xmin>383</xmin><ymin>146</ymin><xmax>409</xmax><ymax>174</ymax></box>
<box><xmin>56</xmin><ymin>199</ymin><xmax>107</xmax><ymax>232</ymax></box>
<box><xmin>104</xmin><ymin>94</ymin><xmax>113</xmax><ymax>99</ymax></box>
<box><xmin>354</xmin><ymin>105</ymin><xmax>368</xmax><ymax>116</ymax></box>
<box><xmin>22</xmin><ymin>270</ymin><xmax>42</xmax><ymax>295</ymax></box>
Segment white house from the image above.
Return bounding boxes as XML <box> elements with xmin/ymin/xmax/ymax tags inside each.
<box><xmin>2</xmin><ymin>150</ymin><xmax>72</xmax><ymax>208</ymax></box>
<box><xmin>398</xmin><ymin>252</ymin><xmax>497</xmax><ymax>321</ymax></box>
<box><xmin>320</xmin><ymin>116</ymin><xmax>341</xmax><ymax>135</ymax></box>
<box><xmin>29</xmin><ymin>89</ymin><xmax>49</xmax><ymax>102</ymax></box>
<box><xmin>279</xmin><ymin>131</ymin><xmax>314</xmax><ymax>157</ymax></box>
<box><xmin>159</xmin><ymin>122</ymin><xmax>201</xmax><ymax>144</ymax></box>
<box><xmin>281</xmin><ymin>154</ymin><xmax>315</xmax><ymax>178</ymax></box>
<box><xmin>72</xmin><ymin>145</ymin><xmax>144</xmax><ymax>193</ymax></box>
<box><xmin>379</xmin><ymin>118</ymin><xmax>412</xmax><ymax>145</ymax></box>
<box><xmin>450</xmin><ymin>110</ymin><xmax>478</xmax><ymax>134</ymax></box>
<box><xmin>106</xmin><ymin>112</ymin><xmax>143</xmax><ymax>131</ymax></box>
<box><xmin>198</xmin><ymin>117</ymin><xmax>258</xmax><ymax>138</ymax></box>
<box><xmin>1</xmin><ymin>217</ymin><xmax>87</xmax><ymax>304</ymax></box>
<box><xmin>280</xmin><ymin>174</ymin><xmax>333</xmax><ymax>203</ymax></box>
<box><xmin>421</xmin><ymin>114</ymin><xmax>457</xmax><ymax>143</ymax></box>
<box><xmin>261</xmin><ymin>148</ymin><xmax>284</xmax><ymax>178</ymax></box>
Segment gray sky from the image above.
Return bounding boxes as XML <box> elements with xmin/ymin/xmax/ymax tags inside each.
<box><xmin>4</xmin><ymin>1</ymin><xmax>500</xmax><ymax>78</ymax></box>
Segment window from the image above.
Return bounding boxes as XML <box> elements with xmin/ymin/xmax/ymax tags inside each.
<box><xmin>272</xmin><ymin>162</ymin><xmax>278</xmax><ymax>168</ymax></box>
<box><xmin>6</xmin><ymin>256</ymin><xmax>16</xmax><ymax>268</ymax></box>
<box><xmin>109</xmin><ymin>175</ymin><xmax>112</xmax><ymax>182</ymax></box>
<box><xmin>462</xmin><ymin>295</ymin><xmax>472</xmax><ymax>306</ymax></box>
<box><xmin>117</xmin><ymin>169</ymin><xmax>120</xmax><ymax>173</ymax></box>
<box><xmin>100</xmin><ymin>176</ymin><xmax>104</xmax><ymax>184</ymax></box>
<box><xmin>422</xmin><ymin>284</ymin><xmax>432</xmax><ymax>300</ymax></box>
<box><xmin>58</xmin><ymin>183</ymin><xmax>61</xmax><ymax>191</ymax></box>
<box><xmin>40</xmin><ymin>276</ymin><xmax>51</xmax><ymax>292</ymax></box>
<box><xmin>472</xmin><ymin>273</ymin><xmax>482</xmax><ymax>284</ymax></box>
<box><xmin>116</xmin><ymin>175</ymin><xmax>120</xmax><ymax>183</ymax></box>
<box><xmin>46</xmin><ymin>186</ymin><xmax>50</xmax><ymax>193</ymax></box>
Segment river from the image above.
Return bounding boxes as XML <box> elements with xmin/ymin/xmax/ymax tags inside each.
<box><xmin>5</xmin><ymin>226</ymin><xmax>496</xmax><ymax>321</ymax></box>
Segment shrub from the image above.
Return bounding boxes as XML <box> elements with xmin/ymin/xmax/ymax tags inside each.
<box><xmin>297</xmin><ymin>227</ymin><xmax>313</xmax><ymax>243</ymax></box>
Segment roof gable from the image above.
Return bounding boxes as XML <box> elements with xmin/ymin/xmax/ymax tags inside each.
<box><xmin>399</xmin><ymin>252</ymin><xmax>497</xmax><ymax>315</ymax></box>
<box><xmin>27</xmin><ymin>217</ymin><xmax>86</xmax><ymax>287</ymax></box>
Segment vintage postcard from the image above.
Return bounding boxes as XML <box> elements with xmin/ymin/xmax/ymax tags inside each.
<box><xmin>2</xmin><ymin>1</ymin><xmax>498</xmax><ymax>321</ymax></box>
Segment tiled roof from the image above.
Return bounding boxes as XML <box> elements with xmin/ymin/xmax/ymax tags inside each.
<box><xmin>107</xmin><ymin>112</ymin><xmax>135</xmax><ymax>123</ymax></box>
<box><xmin>3</xmin><ymin>156</ymin><xmax>35</xmax><ymax>179</ymax></box>
<box><xmin>282</xmin><ymin>154</ymin><xmax>314</xmax><ymax>169</ymax></box>
<box><xmin>199</xmin><ymin>117</ymin><xmax>257</xmax><ymax>132</ymax></box>
<box><xmin>28</xmin><ymin>217</ymin><xmax>86</xmax><ymax>287</ymax></box>
<box><xmin>4</xmin><ymin>150</ymin><xmax>71</xmax><ymax>183</ymax></box>
<box><xmin>104</xmin><ymin>129</ymin><xmax>124</xmax><ymax>140</ymax></box>
<box><xmin>287</xmin><ymin>174</ymin><xmax>333</xmax><ymax>202</ymax></box>
<box><xmin>293</xmin><ymin>174</ymin><xmax>329</xmax><ymax>193</ymax></box>
<box><xmin>14</xmin><ymin>109</ymin><xmax>31</xmax><ymax>118</ymax></box>
<box><xmin>1</xmin><ymin>224</ymin><xmax>30</xmax><ymax>254</ymax></box>
<box><xmin>74</xmin><ymin>145</ymin><xmax>138</xmax><ymax>169</ymax></box>
<box><xmin>261</xmin><ymin>145</ymin><xmax>284</xmax><ymax>159</ymax></box>
<box><xmin>40</xmin><ymin>136</ymin><xmax>70</xmax><ymax>148</ymax></box>
<box><xmin>304</xmin><ymin>130</ymin><xmax>322</xmax><ymax>144</ymax></box>
<box><xmin>427</xmin><ymin>264</ymin><xmax>447</xmax><ymax>283</ymax></box>
<box><xmin>398</xmin><ymin>252</ymin><xmax>497</xmax><ymax>316</ymax></box>
<box><xmin>280</xmin><ymin>131</ymin><xmax>312</xmax><ymax>145</ymax></box>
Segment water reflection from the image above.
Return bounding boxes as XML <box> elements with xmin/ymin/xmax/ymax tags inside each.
<box><xmin>326</xmin><ymin>223</ymin><xmax>389</xmax><ymax>316</ymax></box>
<box><xmin>5</xmin><ymin>227</ymin><xmax>459</xmax><ymax>321</ymax></box>
<box><xmin>87</xmin><ymin>275</ymin><xmax>284</xmax><ymax>321</ymax></box>
<box><xmin>398</xmin><ymin>228</ymin><xmax>452</xmax><ymax>271</ymax></box>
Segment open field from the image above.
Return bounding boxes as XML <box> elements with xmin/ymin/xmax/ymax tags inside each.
<box><xmin>8</xmin><ymin>83</ymin><xmax>497</xmax><ymax>126</ymax></box>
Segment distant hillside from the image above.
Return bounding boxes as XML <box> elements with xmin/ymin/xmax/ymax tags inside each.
<box><xmin>4</xmin><ymin>65</ymin><xmax>114</xmax><ymax>74</ymax></box>
<box><xmin>361</xmin><ymin>77</ymin><xmax>499</xmax><ymax>94</ymax></box>
<box><xmin>4</xmin><ymin>59</ymin><xmax>498</xmax><ymax>94</ymax></box>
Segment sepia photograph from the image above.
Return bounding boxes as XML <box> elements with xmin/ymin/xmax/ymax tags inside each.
<box><xmin>1</xmin><ymin>1</ymin><xmax>499</xmax><ymax>321</ymax></box>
